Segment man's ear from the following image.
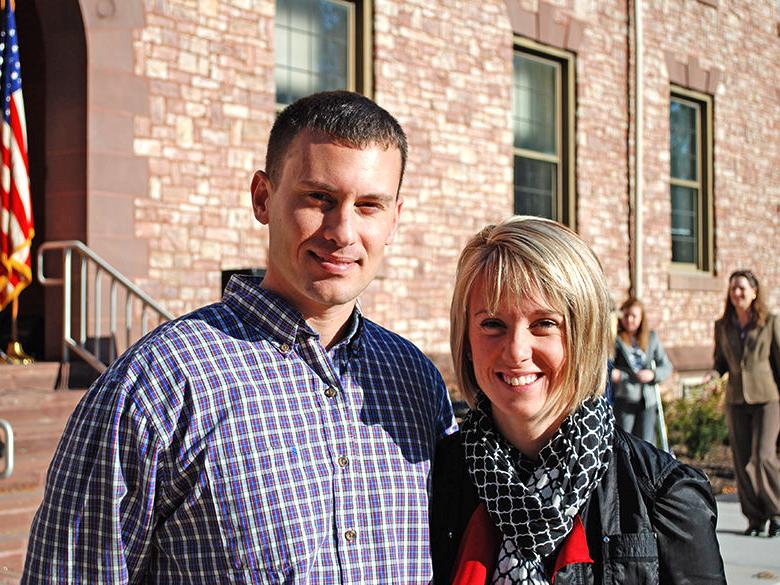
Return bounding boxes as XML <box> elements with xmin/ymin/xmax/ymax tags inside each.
<box><xmin>251</xmin><ymin>170</ymin><xmax>272</xmax><ymax>225</ymax></box>
<box><xmin>385</xmin><ymin>196</ymin><xmax>404</xmax><ymax>245</ymax></box>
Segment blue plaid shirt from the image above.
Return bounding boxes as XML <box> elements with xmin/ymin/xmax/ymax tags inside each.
<box><xmin>23</xmin><ymin>276</ymin><xmax>456</xmax><ymax>584</ymax></box>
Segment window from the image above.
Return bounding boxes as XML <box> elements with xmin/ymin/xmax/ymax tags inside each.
<box><xmin>275</xmin><ymin>0</ymin><xmax>372</xmax><ymax>109</ymax></box>
<box><xmin>669</xmin><ymin>88</ymin><xmax>713</xmax><ymax>271</ymax></box>
<box><xmin>512</xmin><ymin>39</ymin><xmax>575</xmax><ymax>226</ymax></box>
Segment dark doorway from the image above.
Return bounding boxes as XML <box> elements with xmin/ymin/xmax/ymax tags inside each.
<box><xmin>1</xmin><ymin>1</ymin><xmax>46</xmax><ymax>358</ymax></box>
<box><xmin>3</xmin><ymin>0</ymin><xmax>87</xmax><ymax>361</ymax></box>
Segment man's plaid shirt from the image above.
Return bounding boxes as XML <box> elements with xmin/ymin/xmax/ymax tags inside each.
<box><xmin>23</xmin><ymin>276</ymin><xmax>456</xmax><ymax>584</ymax></box>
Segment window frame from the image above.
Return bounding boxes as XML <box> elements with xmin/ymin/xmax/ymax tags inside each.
<box><xmin>512</xmin><ymin>37</ymin><xmax>576</xmax><ymax>228</ymax></box>
<box><xmin>274</xmin><ymin>0</ymin><xmax>373</xmax><ymax>111</ymax></box>
<box><xmin>669</xmin><ymin>86</ymin><xmax>714</xmax><ymax>273</ymax></box>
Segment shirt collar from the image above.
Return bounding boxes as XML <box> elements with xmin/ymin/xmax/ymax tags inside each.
<box><xmin>222</xmin><ymin>275</ymin><xmax>364</xmax><ymax>351</ymax></box>
<box><xmin>331</xmin><ymin>305</ymin><xmax>364</xmax><ymax>355</ymax></box>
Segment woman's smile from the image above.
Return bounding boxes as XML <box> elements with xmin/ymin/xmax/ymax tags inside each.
<box><xmin>467</xmin><ymin>275</ymin><xmax>566</xmax><ymax>450</ymax></box>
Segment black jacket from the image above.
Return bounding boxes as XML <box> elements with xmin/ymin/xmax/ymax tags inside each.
<box><xmin>430</xmin><ymin>428</ymin><xmax>726</xmax><ymax>584</ymax></box>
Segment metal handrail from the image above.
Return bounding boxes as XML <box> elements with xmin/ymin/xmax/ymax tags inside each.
<box><xmin>37</xmin><ymin>240</ymin><xmax>174</xmax><ymax>373</ymax></box>
<box><xmin>0</xmin><ymin>419</ymin><xmax>13</xmax><ymax>480</ymax></box>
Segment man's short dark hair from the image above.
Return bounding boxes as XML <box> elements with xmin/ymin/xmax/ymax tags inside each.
<box><xmin>266</xmin><ymin>91</ymin><xmax>408</xmax><ymax>194</ymax></box>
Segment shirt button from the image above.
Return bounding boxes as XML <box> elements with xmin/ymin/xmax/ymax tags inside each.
<box><xmin>337</xmin><ymin>455</ymin><xmax>349</xmax><ymax>468</ymax></box>
<box><xmin>279</xmin><ymin>343</ymin><xmax>290</xmax><ymax>353</ymax></box>
<box><xmin>324</xmin><ymin>386</ymin><xmax>338</xmax><ymax>398</ymax></box>
<box><xmin>344</xmin><ymin>529</ymin><xmax>357</xmax><ymax>542</ymax></box>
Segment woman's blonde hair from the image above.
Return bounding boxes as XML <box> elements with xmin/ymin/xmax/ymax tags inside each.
<box><xmin>450</xmin><ymin>216</ymin><xmax>612</xmax><ymax>421</ymax></box>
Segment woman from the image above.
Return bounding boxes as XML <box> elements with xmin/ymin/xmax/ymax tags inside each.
<box><xmin>431</xmin><ymin>216</ymin><xmax>725</xmax><ymax>584</ymax></box>
<box><xmin>710</xmin><ymin>270</ymin><xmax>780</xmax><ymax>537</ymax></box>
<box><xmin>611</xmin><ymin>297</ymin><xmax>673</xmax><ymax>445</ymax></box>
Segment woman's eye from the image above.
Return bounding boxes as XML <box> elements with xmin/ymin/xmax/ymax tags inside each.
<box><xmin>534</xmin><ymin>319</ymin><xmax>560</xmax><ymax>330</ymax></box>
<box><xmin>479</xmin><ymin>318</ymin><xmax>504</xmax><ymax>330</ymax></box>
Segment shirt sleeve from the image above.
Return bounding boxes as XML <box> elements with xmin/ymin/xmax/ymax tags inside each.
<box><xmin>650</xmin><ymin>332</ymin><xmax>673</xmax><ymax>384</ymax></box>
<box><xmin>433</xmin><ymin>372</ymin><xmax>458</xmax><ymax>437</ymax></box>
<box><xmin>22</xmin><ymin>373</ymin><xmax>162</xmax><ymax>584</ymax></box>
<box><xmin>653</xmin><ymin>463</ymin><xmax>727</xmax><ymax>584</ymax></box>
<box><xmin>770</xmin><ymin>315</ymin><xmax>780</xmax><ymax>392</ymax></box>
<box><xmin>611</xmin><ymin>340</ymin><xmax>633</xmax><ymax>382</ymax></box>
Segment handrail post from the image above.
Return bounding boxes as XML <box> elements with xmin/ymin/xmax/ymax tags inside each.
<box><xmin>142</xmin><ymin>304</ymin><xmax>149</xmax><ymax>336</ymax></box>
<box><xmin>80</xmin><ymin>255</ymin><xmax>87</xmax><ymax>347</ymax></box>
<box><xmin>37</xmin><ymin>240</ymin><xmax>174</xmax><ymax>374</ymax></box>
<box><xmin>110</xmin><ymin>279</ymin><xmax>117</xmax><ymax>362</ymax></box>
<box><xmin>0</xmin><ymin>419</ymin><xmax>14</xmax><ymax>480</ymax></box>
<box><xmin>125</xmin><ymin>295</ymin><xmax>132</xmax><ymax>350</ymax></box>
<box><xmin>95</xmin><ymin>267</ymin><xmax>102</xmax><ymax>364</ymax></box>
<box><xmin>63</xmin><ymin>249</ymin><xmax>72</xmax><ymax>363</ymax></box>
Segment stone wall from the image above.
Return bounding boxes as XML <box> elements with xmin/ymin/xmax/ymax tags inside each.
<box><xmin>82</xmin><ymin>0</ymin><xmax>780</xmax><ymax>374</ymax></box>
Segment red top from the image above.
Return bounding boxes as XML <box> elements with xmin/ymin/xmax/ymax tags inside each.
<box><xmin>451</xmin><ymin>503</ymin><xmax>593</xmax><ymax>585</ymax></box>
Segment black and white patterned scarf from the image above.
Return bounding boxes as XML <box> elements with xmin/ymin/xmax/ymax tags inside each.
<box><xmin>461</xmin><ymin>394</ymin><xmax>614</xmax><ymax>585</ymax></box>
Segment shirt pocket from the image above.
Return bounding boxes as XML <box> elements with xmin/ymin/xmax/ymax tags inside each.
<box><xmin>601</xmin><ymin>532</ymin><xmax>659</xmax><ymax>585</ymax></box>
<box><xmin>208</xmin><ymin>445</ymin><xmax>326</xmax><ymax>582</ymax></box>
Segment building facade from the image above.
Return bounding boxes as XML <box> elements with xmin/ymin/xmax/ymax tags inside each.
<box><xmin>13</xmin><ymin>0</ymin><xmax>780</xmax><ymax>388</ymax></box>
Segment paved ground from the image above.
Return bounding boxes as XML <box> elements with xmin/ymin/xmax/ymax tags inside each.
<box><xmin>0</xmin><ymin>364</ymin><xmax>83</xmax><ymax>584</ymax></box>
<box><xmin>717</xmin><ymin>493</ymin><xmax>780</xmax><ymax>585</ymax></box>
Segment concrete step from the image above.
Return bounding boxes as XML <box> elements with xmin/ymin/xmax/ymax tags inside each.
<box><xmin>0</xmin><ymin>382</ymin><xmax>86</xmax><ymax>581</ymax></box>
<box><xmin>0</xmin><ymin>362</ymin><xmax>60</xmax><ymax>392</ymax></box>
<box><xmin>0</xmin><ymin>488</ymin><xmax>43</xmax><ymax>580</ymax></box>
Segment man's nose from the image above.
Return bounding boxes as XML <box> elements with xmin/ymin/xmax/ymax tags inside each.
<box><xmin>322</xmin><ymin>204</ymin><xmax>356</xmax><ymax>247</ymax></box>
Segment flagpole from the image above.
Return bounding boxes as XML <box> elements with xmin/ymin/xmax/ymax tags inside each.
<box><xmin>11</xmin><ymin>296</ymin><xmax>17</xmax><ymax>340</ymax></box>
<box><xmin>5</xmin><ymin>296</ymin><xmax>33</xmax><ymax>364</ymax></box>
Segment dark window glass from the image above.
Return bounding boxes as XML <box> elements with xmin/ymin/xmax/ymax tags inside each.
<box><xmin>670</xmin><ymin>101</ymin><xmax>697</xmax><ymax>181</ymax></box>
<box><xmin>513</xmin><ymin>54</ymin><xmax>557</xmax><ymax>155</ymax></box>
<box><xmin>276</xmin><ymin>0</ymin><xmax>352</xmax><ymax>108</ymax></box>
<box><xmin>513</xmin><ymin>47</ymin><xmax>571</xmax><ymax>224</ymax></box>
<box><xmin>670</xmin><ymin>184</ymin><xmax>697</xmax><ymax>264</ymax></box>
<box><xmin>669</xmin><ymin>92</ymin><xmax>711</xmax><ymax>269</ymax></box>
<box><xmin>514</xmin><ymin>157</ymin><xmax>555</xmax><ymax>219</ymax></box>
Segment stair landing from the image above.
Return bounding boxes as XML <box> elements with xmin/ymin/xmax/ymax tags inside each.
<box><xmin>0</xmin><ymin>363</ymin><xmax>86</xmax><ymax>583</ymax></box>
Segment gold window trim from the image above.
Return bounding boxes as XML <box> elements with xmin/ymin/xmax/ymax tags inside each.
<box><xmin>670</xmin><ymin>86</ymin><xmax>714</xmax><ymax>273</ymax></box>
<box><xmin>513</xmin><ymin>37</ymin><xmax>576</xmax><ymax>227</ymax></box>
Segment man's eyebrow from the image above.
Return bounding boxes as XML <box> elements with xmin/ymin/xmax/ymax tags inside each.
<box><xmin>298</xmin><ymin>179</ymin><xmax>395</xmax><ymax>203</ymax></box>
<box><xmin>299</xmin><ymin>179</ymin><xmax>338</xmax><ymax>192</ymax></box>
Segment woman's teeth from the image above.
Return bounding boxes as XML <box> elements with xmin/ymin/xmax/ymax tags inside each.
<box><xmin>502</xmin><ymin>373</ymin><xmax>537</xmax><ymax>386</ymax></box>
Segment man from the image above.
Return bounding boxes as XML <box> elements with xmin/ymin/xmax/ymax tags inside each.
<box><xmin>23</xmin><ymin>91</ymin><xmax>456</xmax><ymax>583</ymax></box>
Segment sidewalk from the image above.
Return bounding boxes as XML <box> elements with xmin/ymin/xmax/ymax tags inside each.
<box><xmin>717</xmin><ymin>493</ymin><xmax>780</xmax><ymax>584</ymax></box>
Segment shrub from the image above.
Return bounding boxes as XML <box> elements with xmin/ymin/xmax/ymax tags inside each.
<box><xmin>664</xmin><ymin>379</ymin><xmax>728</xmax><ymax>461</ymax></box>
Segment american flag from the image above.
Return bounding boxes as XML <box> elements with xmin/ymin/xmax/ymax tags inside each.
<box><xmin>0</xmin><ymin>0</ymin><xmax>33</xmax><ymax>311</ymax></box>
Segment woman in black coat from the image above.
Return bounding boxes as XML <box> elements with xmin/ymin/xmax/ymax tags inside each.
<box><xmin>431</xmin><ymin>216</ymin><xmax>725</xmax><ymax>584</ymax></box>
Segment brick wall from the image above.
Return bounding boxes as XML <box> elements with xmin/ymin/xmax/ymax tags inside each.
<box><xmin>131</xmin><ymin>0</ymin><xmax>275</xmax><ymax>315</ymax></box>
<box><xmin>89</xmin><ymin>0</ymin><xmax>780</xmax><ymax>375</ymax></box>
<box><xmin>639</xmin><ymin>0</ymin><xmax>780</xmax><ymax>352</ymax></box>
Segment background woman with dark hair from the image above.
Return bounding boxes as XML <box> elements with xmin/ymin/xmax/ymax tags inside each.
<box><xmin>710</xmin><ymin>270</ymin><xmax>780</xmax><ymax>537</ymax></box>
<box><xmin>610</xmin><ymin>297</ymin><xmax>672</xmax><ymax>445</ymax></box>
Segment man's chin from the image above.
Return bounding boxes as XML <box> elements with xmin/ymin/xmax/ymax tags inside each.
<box><xmin>305</xmin><ymin>281</ymin><xmax>366</xmax><ymax>310</ymax></box>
